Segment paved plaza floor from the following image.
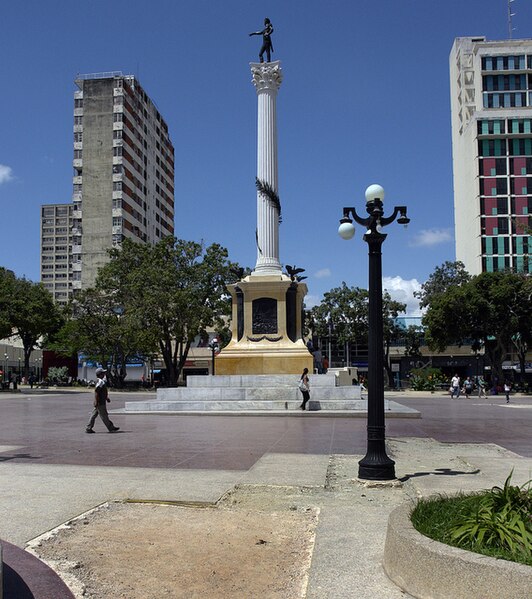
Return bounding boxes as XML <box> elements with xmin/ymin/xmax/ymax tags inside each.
<box><xmin>0</xmin><ymin>388</ymin><xmax>531</xmax><ymax>598</ymax></box>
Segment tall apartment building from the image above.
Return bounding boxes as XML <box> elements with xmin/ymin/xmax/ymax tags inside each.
<box><xmin>41</xmin><ymin>72</ymin><xmax>175</xmax><ymax>304</ymax></box>
<box><xmin>40</xmin><ymin>203</ymin><xmax>74</xmax><ymax>304</ymax></box>
<box><xmin>450</xmin><ymin>37</ymin><xmax>532</xmax><ymax>275</ymax></box>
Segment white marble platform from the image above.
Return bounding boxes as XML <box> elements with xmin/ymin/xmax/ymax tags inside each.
<box><xmin>122</xmin><ymin>374</ymin><xmax>415</xmax><ymax>414</ymax></box>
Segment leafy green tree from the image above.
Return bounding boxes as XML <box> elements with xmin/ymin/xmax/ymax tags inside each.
<box><xmin>0</xmin><ymin>268</ymin><xmax>16</xmax><ymax>339</ymax></box>
<box><xmin>8</xmin><ymin>278</ymin><xmax>63</xmax><ymax>378</ymax></box>
<box><xmin>508</xmin><ymin>274</ymin><xmax>532</xmax><ymax>383</ymax></box>
<box><xmin>52</xmin><ymin>288</ymin><xmax>150</xmax><ymax>387</ymax></box>
<box><xmin>309</xmin><ymin>283</ymin><xmax>369</xmax><ymax>365</ymax></box>
<box><xmin>309</xmin><ymin>283</ymin><xmax>406</xmax><ymax>385</ymax></box>
<box><xmin>423</xmin><ymin>271</ymin><xmax>530</xmax><ymax>382</ymax></box>
<box><xmin>382</xmin><ymin>293</ymin><xmax>407</xmax><ymax>387</ymax></box>
<box><xmin>415</xmin><ymin>261</ymin><xmax>471</xmax><ymax>310</ymax></box>
<box><xmin>403</xmin><ymin>325</ymin><xmax>425</xmax><ymax>358</ymax></box>
<box><xmin>96</xmin><ymin>237</ymin><xmax>238</xmax><ymax>386</ymax></box>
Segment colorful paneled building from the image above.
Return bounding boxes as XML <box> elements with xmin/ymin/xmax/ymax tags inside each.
<box><xmin>450</xmin><ymin>37</ymin><xmax>532</xmax><ymax>275</ymax></box>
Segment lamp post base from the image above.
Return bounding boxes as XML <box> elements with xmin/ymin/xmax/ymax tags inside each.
<box><xmin>358</xmin><ymin>448</ymin><xmax>396</xmax><ymax>481</ymax></box>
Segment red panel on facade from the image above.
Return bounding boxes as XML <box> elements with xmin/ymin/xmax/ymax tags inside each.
<box><xmin>513</xmin><ymin>176</ymin><xmax>527</xmax><ymax>193</ymax></box>
<box><xmin>512</xmin><ymin>157</ymin><xmax>526</xmax><ymax>175</ymax></box>
<box><xmin>515</xmin><ymin>196</ymin><xmax>528</xmax><ymax>214</ymax></box>
<box><xmin>483</xmin><ymin>177</ymin><xmax>497</xmax><ymax>195</ymax></box>
<box><xmin>483</xmin><ymin>197</ymin><xmax>497</xmax><ymax>215</ymax></box>
<box><xmin>482</xmin><ymin>158</ymin><xmax>496</xmax><ymax>176</ymax></box>
<box><xmin>484</xmin><ymin>217</ymin><xmax>498</xmax><ymax>235</ymax></box>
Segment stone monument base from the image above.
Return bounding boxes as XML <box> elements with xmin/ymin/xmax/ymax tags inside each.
<box><xmin>215</xmin><ymin>343</ymin><xmax>312</xmax><ymax>375</ymax></box>
<box><xmin>215</xmin><ymin>273</ymin><xmax>313</xmax><ymax>375</ymax></box>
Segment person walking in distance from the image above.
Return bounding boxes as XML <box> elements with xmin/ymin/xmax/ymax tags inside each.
<box><xmin>477</xmin><ymin>375</ymin><xmax>487</xmax><ymax>399</ymax></box>
<box><xmin>463</xmin><ymin>376</ymin><xmax>473</xmax><ymax>399</ymax></box>
<box><xmin>298</xmin><ymin>368</ymin><xmax>310</xmax><ymax>411</ymax></box>
<box><xmin>504</xmin><ymin>381</ymin><xmax>511</xmax><ymax>404</ymax></box>
<box><xmin>86</xmin><ymin>368</ymin><xmax>120</xmax><ymax>433</ymax></box>
<box><xmin>450</xmin><ymin>373</ymin><xmax>461</xmax><ymax>399</ymax></box>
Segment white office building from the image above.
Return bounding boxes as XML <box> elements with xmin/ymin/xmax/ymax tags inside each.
<box><xmin>450</xmin><ymin>37</ymin><xmax>532</xmax><ymax>275</ymax></box>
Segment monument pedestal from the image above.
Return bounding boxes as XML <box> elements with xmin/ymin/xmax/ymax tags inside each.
<box><xmin>215</xmin><ymin>273</ymin><xmax>312</xmax><ymax>375</ymax></box>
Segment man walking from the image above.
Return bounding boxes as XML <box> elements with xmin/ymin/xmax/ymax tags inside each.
<box><xmin>450</xmin><ymin>373</ymin><xmax>461</xmax><ymax>399</ymax></box>
<box><xmin>85</xmin><ymin>368</ymin><xmax>120</xmax><ymax>434</ymax></box>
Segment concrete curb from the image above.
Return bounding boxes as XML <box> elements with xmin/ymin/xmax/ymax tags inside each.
<box><xmin>383</xmin><ymin>503</ymin><xmax>532</xmax><ymax>599</ymax></box>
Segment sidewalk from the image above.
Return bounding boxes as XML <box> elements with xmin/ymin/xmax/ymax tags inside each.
<box><xmin>1</xmin><ymin>390</ymin><xmax>531</xmax><ymax>597</ymax></box>
<box><xmin>3</xmin><ymin>437</ymin><xmax>531</xmax><ymax>598</ymax></box>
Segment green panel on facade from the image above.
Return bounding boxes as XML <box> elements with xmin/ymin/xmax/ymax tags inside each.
<box><xmin>492</xmin><ymin>208</ymin><xmax>497</xmax><ymax>215</ymax></box>
<box><xmin>525</xmin><ymin>120</ymin><xmax>531</xmax><ymax>134</ymax></box>
<box><xmin>486</xmin><ymin>257</ymin><xmax>494</xmax><ymax>272</ymax></box>
<box><xmin>498</xmin><ymin>257</ymin><xmax>505</xmax><ymax>269</ymax></box>
<box><xmin>497</xmin><ymin>237</ymin><xmax>505</xmax><ymax>253</ymax></box>
<box><xmin>486</xmin><ymin>237</ymin><xmax>493</xmax><ymax>254</ymax></box>
<box><xmin>516</xmin><ymin>257</ymin><xmax>523</xmax><ymax>272</ymax></box>
<box><xmin>522</xmin><ymin>168</ymin><xmax>527</xmax><ymax>175</ymax></box>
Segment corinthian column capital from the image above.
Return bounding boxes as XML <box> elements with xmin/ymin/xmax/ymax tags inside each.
<box><xmin>250</xmin><ymin>61</ymin><xmax>283</xmax><ymax>93</ymax></box>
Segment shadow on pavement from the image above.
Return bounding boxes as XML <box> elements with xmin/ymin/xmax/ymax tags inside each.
<box><xmin>399</xmin><ymin>467</ymin><xmax>481</xmax><ymax>482</ymax></box>
<box><xmin>0</xmin><ymin>453</ymin><xmax>41</xmax><ymax>463</ymax></box>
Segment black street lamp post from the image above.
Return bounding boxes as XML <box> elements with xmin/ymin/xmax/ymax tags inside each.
<box><xmin>338</xmin><ymin>184</ymin><xmax>410</xmax><ymax>481</ymax></box>
<box><xmin>209</xmin><ymin>337</ymin><xmax>219</xmax><ymax>375</ymax></box>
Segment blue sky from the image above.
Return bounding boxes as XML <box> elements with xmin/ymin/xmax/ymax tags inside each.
<box><xmin>1</xmin><ymin>1</ymin><xmax>529</xmax><ymax>314</ymax></box>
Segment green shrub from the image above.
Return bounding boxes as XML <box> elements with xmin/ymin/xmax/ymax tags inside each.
<box><xmin>411</xmin><ymin>472</ymin><xmax>532</xmax><ymax>565</ymax></box>
<box><xmin>409</xmin><ymin>367</ymin><xmax>446</xmax><ymax>391</ymax></box>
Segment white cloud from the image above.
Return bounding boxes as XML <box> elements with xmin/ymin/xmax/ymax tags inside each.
<box><xmin>0</xmin><ymin>165</ymin><xmax>13</xmax><ymax>184</ymax></box>
<box><xmin>383</xmin><ymin>276</ymin><xmax>423</xmax><ymax>316</ymax></box>
<box><xmin>314</xmin><ymin>268</ymin><xmax>331</xmax><ymax>279</ymax></box>
<box><xmin>409</xmin><ymin>228</ymin><xmax>452</xmax><ymax>247</ymax></box>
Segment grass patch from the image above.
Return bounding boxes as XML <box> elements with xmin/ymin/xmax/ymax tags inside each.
<box><xmin>410</xmin><ymin>473</ymin><xmax>532</xmax><ymax>567</ymax></box>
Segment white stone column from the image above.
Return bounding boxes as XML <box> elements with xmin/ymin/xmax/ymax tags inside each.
<box><xmin>250</xmin><ymin>61</ymin><xmax>283</xmax><ymax>275</ymax></box>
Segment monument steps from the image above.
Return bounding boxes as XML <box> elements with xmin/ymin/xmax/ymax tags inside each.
<box><xmin>124</xmin><ymin>399</ymin><xmax>371</xmax><ymax>412</ymax></box>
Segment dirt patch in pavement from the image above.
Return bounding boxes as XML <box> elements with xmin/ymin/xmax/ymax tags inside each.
<box><xmin>29</xmin><ymin>501</ymin><xmax>318</xmax><ymax>599</ymax></box>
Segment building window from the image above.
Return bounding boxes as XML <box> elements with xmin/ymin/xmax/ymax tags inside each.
<box><xmin>482</xmin><ymin>55</ymin><xmax>525</xmax><ymax>71</ymax></box>
<box><xmin>497</xmin><ymin>217</ymin><xmax>509</xmax><ymax>234</ymax></box>
<box><xmin>113</xmin><ymin>146</ymin><xmax>122</xmax><ymax>157</ymax></box>
<box><xmin>113</xmin><ymin>113</ymin><xmax>123</xmax><ymax>123</ymax></box>
<box><xmin>74</xmin><ymin>132</ymin><xmax>83</xmax><ymax>142</ymax></box>
<box><xmin>479</xmin><ymin>139</ymin><xmax>507</xmax><ymax>157</ymax></box>
<box><xmin>477</xmin><ymin>120</ymin><xmax>506</xmax><ymax>135</ymax></box>
<box><xmin>74</xmin><ymin>116</ymin><xmax>83</xmax><ymax>125</ymax></box>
